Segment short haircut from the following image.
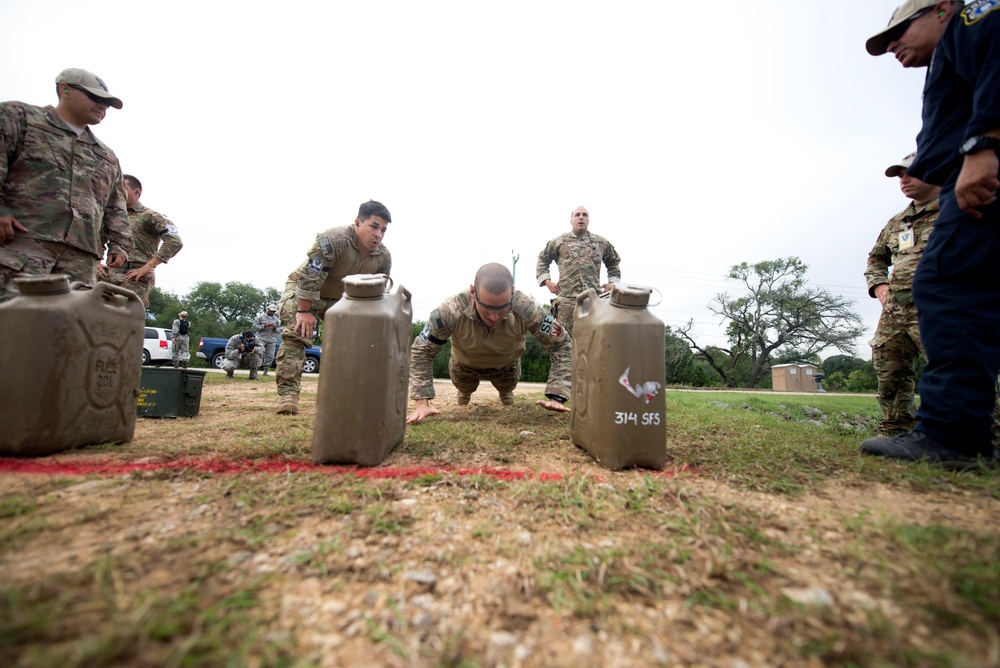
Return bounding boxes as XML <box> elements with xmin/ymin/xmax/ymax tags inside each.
<box><xmin>123</xmin><ymin>174</ymin><xmax>142</xmax><ymax>190</ymax></box>
<box><xmin>474</xmin><ymin>263</ymin><xmax>514</xmax><ymax>296</ymax></box>
<box><xmin>358</xmin><ymin>200</ymin><xmax>391</xmax><ymax>224</ymax></box>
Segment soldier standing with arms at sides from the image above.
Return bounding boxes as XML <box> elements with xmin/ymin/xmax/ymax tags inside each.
<box><xmin>865</xmin><ymin>152</ymin><xmax>940</xmax><ymax>436</ymax></box>
<box><xmin>407</xmin><ymin>263</ymin><xmax>571</xmax><ymax>424</ymax></box>
<box><xmin>100</xmin><ymin>174</ymin><xmax>183</xmax><ymax>307</ymax></box>
<box><xmin>252</xmin><ymin>303</ymin><xmax>280</xmax><ymax>377</ymax></box>
<box><xmin>0</xmin><ymin>68</ymin><xmax>132</xmax><ymax>301</ymax></box>
<box><xmin>863</xmin><ymin>0</ymin><xmax>1000</xmax><ymax>468</ymax></box>
<box><xmin>172</xmin><ymin>311</ymin><xmax>191</xmax><ymax>368</ymax></box>
<box><xmin>274</xmin><ymin>200</ymin><xmax>392</xmax><ymax>415</ymax></box>
<box><xmin>536</xmin><ymin>206</ymin><xmax>621</xmax><ymax>337</ymax></box>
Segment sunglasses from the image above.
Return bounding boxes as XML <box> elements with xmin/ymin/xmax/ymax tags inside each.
<box><xmin>886</xmin><ymin>7</ymin><xmax>933</xmax><ymax>43</ymax></box>
<box><xmin>473</xmin><ymin>291</ymin><xmax>512</xmax><ymax>312</ymax></box>
<box><xmin>68</xmin><ymin>84</ymin><xmax>111</xmax><ymax>106</ymax></box>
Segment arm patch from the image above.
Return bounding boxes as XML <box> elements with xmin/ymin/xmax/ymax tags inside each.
<box><xmin>539</xmin><ymin>313</ymin><xmax>556</xmax><ymax>336</ymax></box>
<box><xmin>318</xmin><ymin>235</ymin><xmax>334</xmax><ymax>255</ymax></box>
<box><xmin>307</xmin><ymin>257</ymin><xmax>324</xmax><ymax>274</ymax></box>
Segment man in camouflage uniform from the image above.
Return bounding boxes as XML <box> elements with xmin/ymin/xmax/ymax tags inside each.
<box><xmin>252</xmin><ymin>303</ymin><xmax>280</xmax><ymax>376</ymax></box>
<box><xmin>101</xmin><ymin>174</ymin><xmax>183</xmax><ymax>307</ymax></box>
<box><xmin>407</xmin><ymin>262</ymin><xmax>572</xmax><ymax>424</ymax></box>
<box><xmin>536</xmin><ymin>206</ymin><xmax>622</xmax><ymax>337</ymax></box>
<box><xmin>223</xmin><ymin>330</ymin><xmax>262</xmax><ymax>380</ymax></box>
<box><xmin>865</xmin><ymin>152</ymin><xmax>940</xmax><ymax>436</ymax></box>
<box><xmin>171</xmin><ymin>311</ymin><xmax>191</xmax><ymax>368</ymax></box>
<box><xmin>274</xmin><ymin>200</ymin><xmax>392</xmax><ymax>415</ymax></box>
<box><xmin>0</xmin><ymin>68</ymin><xmax>132</xmax><ymax>302</ymax></box>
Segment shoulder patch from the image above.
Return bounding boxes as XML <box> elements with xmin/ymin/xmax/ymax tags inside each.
<box><xmin>318</xmin><ymin>235</ymin><xmax>334</xmax><ymax>255</ymax></box>
<box><xmin>963</xmin><ymin>0</ymin><xmax>999</xmax><ymax>24</ymax></box>
<box><xmin>307</xmin><ymin>257</ymin><xmax>325</xmax><ymax>274</ymax></box>
<box><xmin>430</xmin><ymin>309</ymin><xmax>444</xmax><ymax>330</ymax></box>
<box><xmin>164</xmin><ymin>224</ymin><xmax>180</xmax><ymax>235</ymax></box>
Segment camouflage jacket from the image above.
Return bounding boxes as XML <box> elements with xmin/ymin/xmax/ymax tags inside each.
<box><xmin>283</xmin><ymin>225</ymin><xmax>391</xmax><ymax>308</ymax></box>
<box><xmin>0</xmin><ymin>102</ymin><xmax>132</xmax><ymax>259</ymax></box>
<box><xmin>864</xmin><ymin>198</ymin><xmax>939</xmax><ymax>307</ymax></box>
<box><xmin>252</xmin><ymin>312</ymin><xmax>281</xmax><ymax>343</ymax></box>
<box><xmin>126</xmin><ymin>202</ymin><xmax>182</xmax><ymax>266</ymax></box>
<box><xmin>536</xmin><ymin>231</ymin><xmax>621</xmax><ymax>298</ymax></box>
<box><xmin>410</xmin><ymin>289</ymin><xmax>571</xmax><ymax>401</ymax></box>
<box><xmin>225</xmin><ymin>333</ymin><xmax>261</xmax><ymax>359</ymax></box>
<box><xmin>171</xmin><ymin>318</ymin><xmax>190</xmax><ymax>338</ymax></box>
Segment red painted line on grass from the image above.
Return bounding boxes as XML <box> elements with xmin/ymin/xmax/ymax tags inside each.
<box><xmin>0</xmin><ymin>456</ymin><xmax>693</xmax><ymax>481</ymax></box>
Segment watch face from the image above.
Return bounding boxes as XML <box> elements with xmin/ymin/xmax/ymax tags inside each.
<box><xmin>962</xmin><ymin>137</ymin><xmax>979</xmax><ymax>153</ymax></box>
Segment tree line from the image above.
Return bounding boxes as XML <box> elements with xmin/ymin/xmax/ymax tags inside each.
<box><xmin>149</xmin><ymin>256</ymin><xmax>882</xmax><ymax>390</ymax></box>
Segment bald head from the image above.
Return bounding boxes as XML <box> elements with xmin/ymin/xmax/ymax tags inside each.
<box><xmin>570</xmin><ymin>206</ymin><xmax>590</xmax><ymax>236</ymax></box>
<box><xmin>474</xmin><ymin>263</ymin><xmax>514</xmax><ymax>295</ymax></box>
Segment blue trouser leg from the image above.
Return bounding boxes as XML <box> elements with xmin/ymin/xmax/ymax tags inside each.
<box><xmin>912</xmin><ymin>189</ymin><xmax>1000</xmax><ymax>456</ymax></box>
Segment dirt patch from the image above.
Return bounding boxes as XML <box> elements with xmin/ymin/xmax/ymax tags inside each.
<box><xmin>2</xmin><ymin>377</ymin><xmax>998</xmax><ymax>667</ymax></box>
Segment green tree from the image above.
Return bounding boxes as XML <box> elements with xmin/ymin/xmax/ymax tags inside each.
<box><xmin>185</xmin><ymin>281</ymin><xmax>271</xmax><ymax>336</ymax></box>
<box><xmin>520</xmin><ymin>333</ymin><xmax>551</xmax><ymax>383</ymax></box>
<box><xmin>678</xmin><ymin>257</ymin><xmax>864</xmax><ymax>388</ymax></box>
<box><xmin>146</xmin><ymin>287</ymin><xmax>185</xmax><ymax>328</ymax></box>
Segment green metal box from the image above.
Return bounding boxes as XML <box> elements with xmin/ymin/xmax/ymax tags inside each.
<box><xmin>137</xmin><ymin>367</ymin><xmax>207</xmax><ymax>418</ymax></box>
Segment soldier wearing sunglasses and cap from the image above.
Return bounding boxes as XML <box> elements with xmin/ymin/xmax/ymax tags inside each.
<box><xmin>864</xmin><ymin>0</ymin><xmax>1000</xmax><ymax>468</ymax></box>
<box><xmin>864</xmin><ymin>152</ymin><xmax>940</xmax><ymax>437</ymax></box>
<box><xmin>407</xmin><ymin>262</ymin><xmax>572</xmax><ymax>424</ymax></box>
<box><xmin>0</xmin><ymin>68</ymin><xmax>132</xmax><ymax>301</ymax></box>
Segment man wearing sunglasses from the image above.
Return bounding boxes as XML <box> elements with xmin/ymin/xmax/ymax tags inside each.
<box><xmin>407</xmin><ymin>262</ymin><xmax>571</xmax><ymax>424</ymax></box>
<box><xmin>0</xmin><ymin>68</ymin><xmax>131</xmax><ymax>301</ymax></box>
<box><xmin>863</xmin><ymin>0</ymin><xmax>1000</xmax><ymax>469</ymax></box>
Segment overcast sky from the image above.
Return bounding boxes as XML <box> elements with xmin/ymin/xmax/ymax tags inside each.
<box><xmin>1</xmin><ymin>1</ymin><xmax>930</xmax><ymax>358</ymax></box>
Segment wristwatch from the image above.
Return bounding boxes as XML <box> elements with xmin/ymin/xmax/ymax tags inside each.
<box><xmin>959</xmin><ymin>136</ymin><xmax>1000</xmax><ymax>155</ymax></box>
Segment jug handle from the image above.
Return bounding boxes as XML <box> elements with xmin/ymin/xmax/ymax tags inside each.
<box><xmin>575</xmin><ymin>288</ymin><xmax>598</xmax><ymax>319</ymax></box>
<box><xmin>96</xmin><ymin>282</ymin><xmax>142</xmax><ymax>311</ymax></box>
<box><xmin>380</xmin><ymin>274</ymin><xmax>394</xmax><ymax>292</ymax></box>
<box><xmin>611</xmin><ymin>283</ymin><xmax>663</xmax><ymax>307</ymax></box>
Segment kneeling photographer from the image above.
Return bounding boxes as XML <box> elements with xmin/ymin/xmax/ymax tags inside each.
<box><xmin>223</xmin><ymin>329</ymin><xmax>263</xmax><ymax>380</ymax></box>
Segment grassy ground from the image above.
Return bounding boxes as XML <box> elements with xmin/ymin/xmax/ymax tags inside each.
<box><xmin>1</xmin><ymin>376</ymin><xmax>998</xmax><ymax>667</ymax></box>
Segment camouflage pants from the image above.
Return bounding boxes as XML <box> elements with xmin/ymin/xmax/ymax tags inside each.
<box><xmin>172</xmin><ymin>335</ymin><xmax>190</xmax><ymax>363</ymax></box>
<box><xmin>448</xmin><ymin>358</ymin><xmax>521</xmax><ymax>397</ymax></box>
<box><xmin>0</xmin><ymin>237</ymin><xmax>97</xmax><ymax>302</ymax></box>
<box><xmin>275</xmin><ymin>293</ymin><xmax>326</xmax><ymax>397</ymax></box>
<box><xmin>105</xmin><ymin>266</ymin><xmax>154</xmax><ymax>306</ymax></box>
<box><xmin>223</xmin><ymin>350</ymin><xmax>261</xmax><ymax>372</ymax></box>
<box><xmin>552</xmin><ymin>296</ymin><xmax>577</xmax><ymax>338</ymax></box>
<box><xmin>871</xmin><ymin>298</ymin><xmax>923</xmax><ymax>436</ymax></box>
<box><xmin>258</xmin><ymin>340</ymin><xmax>277</xmax><ymax>370</ymax></box>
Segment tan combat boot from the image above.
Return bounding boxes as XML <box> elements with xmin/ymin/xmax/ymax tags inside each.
<box><xmin>457</xmin><ymin>392</ymin><xmax>471</xmax><ymax>406</ymax></box>
<box><xmin>276</xmin><ymin>394</ymin><xmax>299</xmax><ymax>415</ymax></box>
<box><xmin>499</xmin><ymin>392</ymin><xmax>515</xmax><ymax>406</ymax></box>
<box><xmin>249</xmin><ymin>368</ymin><xmax>258</xmax><ymax>381</ymax></box>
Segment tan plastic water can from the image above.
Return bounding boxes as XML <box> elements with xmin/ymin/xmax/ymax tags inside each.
<box><xmin>312</xmin><ymin>274</ymin><xmax>412</xmax><ymax>466</ymax></box>
<box><xmin>0</xmin><ymin>276</ymin><xmax>145</xmax><ymax>456</ymax></box>
<box><xmin>571</xmin><ymin>285</ymin><xmax>667</xmax><ymax>470</ymax></box>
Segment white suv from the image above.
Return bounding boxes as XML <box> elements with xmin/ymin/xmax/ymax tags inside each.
<box><xmin>143</xmin><ymin>327</ymin><xmax>174</xmax><ymax>365</ymax></box>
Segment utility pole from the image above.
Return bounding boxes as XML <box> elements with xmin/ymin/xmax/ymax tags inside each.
<box><xmin>511</xmin><ymin>250</ymin><xmax>519</xmax><ymax>285</ymax></box>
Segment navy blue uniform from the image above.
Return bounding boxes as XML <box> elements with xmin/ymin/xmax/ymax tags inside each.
<box><xmin>907</xmin><ymin>0</ymin><xmax>1000</xmax><ymax>457</ymax></box>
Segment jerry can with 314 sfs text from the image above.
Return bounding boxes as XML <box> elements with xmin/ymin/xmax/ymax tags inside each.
<box><xmin>0</xmin><ymin>275</ymin><xmax>145</xmax><ymax>456</ymax></box>
<box><xmin>312</xmin><ymin>274</ymin><xmax>412</xmax><ymax>466</ymax></box>
<box><xmin>570</xmin><ymin>284</ymin><xmax>666</xmax><ymax>470</ymax></box>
